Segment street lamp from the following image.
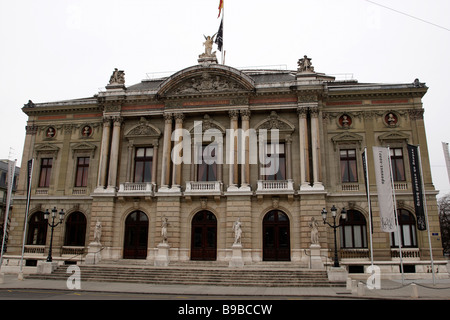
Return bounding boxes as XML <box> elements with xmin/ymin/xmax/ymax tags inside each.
<box><xmin>44</xmin><ymin>207</ymin><xmax>65</xmax><ymax>262</ymax></box>
<box><xmin>321</xmin><ymin>205</ymin><xmax>347</xmax><ymax>267</ymax></box>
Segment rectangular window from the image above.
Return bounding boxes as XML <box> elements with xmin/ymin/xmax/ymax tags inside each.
<box><xmin>263</xmin><ymin>143</ymin><xmax>286</xmax><ymax>181</ymax></box>
<box><xmin>340</xmin><ymin>149</ymin><xmax>358</xmax><ymax>182</ymax></box>
<box><xmin>75</xmin><ymin>157</ymin><xmax>90</xmax><ymax>187</ymax></box>
<box><xmin>197</xmin><ymin>145</ymin><xmax>217</xmax><ymax>182</ymax></box>
<box><xmin>390</xmin><ymin>148</ymin><xmax>406</xmax><ymax>181</ymax></box>
<box><xmin>134</xmin><ymin>147</ymin><xmax>153</xmax><ymax>183</ymax></box>
<box><xmin>38</xmin><ymin>158</ymin><xmax>53</xmax><ymax>188</ymax></box>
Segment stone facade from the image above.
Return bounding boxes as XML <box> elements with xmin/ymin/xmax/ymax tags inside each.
<box><xmin>5</xmin><ymin>56</ymin><xmax>447</xmax><ymax>276</ymax></box>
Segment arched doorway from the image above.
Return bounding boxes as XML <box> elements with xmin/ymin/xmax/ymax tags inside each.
<box><xmin>263</xmin><ymin>210</ymin><xmax>290</xmax><ymax>261</ymax></box>
<box><xmin>123</xmin><ymin>211</ymin><xmax>149</xmax><ymax>259</ymax></box>
<box><xmin>191</xmin><ymin>211</ymin><xmax>217</xmax><ymax>261</ymax></box>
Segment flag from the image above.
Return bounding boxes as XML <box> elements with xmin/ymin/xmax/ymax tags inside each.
<box><xmin>362</xmin><ymin>148</ymin><xmax>373</xmax><ymax>233</ymax></box>
<box><xmin>215</xmin><ymin>18</ymin><xmax>223</xmax><ymax>52</ymax></box>
<box><xmin>372</xmin><ymin>147</ymin><xmax>396</xmax><ymax>232</ymax></box>
<box><xmin>218</xmin><ymin>0</ymin><xmax>224</xmax><ymax>18</ymax></box>
<box><xmin>407</xmin><ymin>144</ymin><xmax>426</xmax><ymax>230</ymax></box>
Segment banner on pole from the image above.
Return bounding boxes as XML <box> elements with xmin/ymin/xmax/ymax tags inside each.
<box><xmin>362</xmin><ymin>149</ymin><xmax>374</xmax><ymax>234</ymax></box>
<box><xmin>407</xmin><ymin>144</ymin><xmax>426</xmax><ymax>230</ymax></box>
<box><xmin>373</xmin><ymin>147</ymin><xmax>396</xmax><ymax>232</ymax></box>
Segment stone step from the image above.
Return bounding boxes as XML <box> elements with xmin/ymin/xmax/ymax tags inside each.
<box><xmin>27</xmin><ymin>265</ymin><xmax>345</xmax><ymax>287</ymax></box>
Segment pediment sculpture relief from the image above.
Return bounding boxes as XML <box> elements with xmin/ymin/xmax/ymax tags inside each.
<box><xmin>172</xmin><ymin>72</ymin><xmax>244</xmax><ymax>95</ymax></box>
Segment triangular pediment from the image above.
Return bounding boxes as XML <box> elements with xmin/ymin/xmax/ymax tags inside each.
<box><xmin>71</xmin><ymin>142</ymin><xmax>97</xmax><ymax>159</ymax></box>
<box><xmin>158</xmin><ymin>65</ymin><xmax>255</xmax><ymax>97</ymax></box>
<box><xmin>331</xmin><ymin>132</ymin><xmax>364</xmax><ymax>150</ymax></box>
<box><xmin>34</xmin><ymin>143</ymin><xmax>60</xmax><ymax>158</ymax></box>
<box><xmin>378</xmin><ymin>131</ymin><xmax>409</xmax><ymax>143</ymax></box>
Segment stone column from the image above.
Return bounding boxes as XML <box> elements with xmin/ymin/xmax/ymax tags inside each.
<box><xmin>151</xmin><ymin>142</ymin><xmax>159</xmax><ymax>185</ymax></box>
<box><xmin>171</xmin><ymin>113</ymin><xmax>184</xmax><ymax>190</ymax></box>
<box><xmin>160</xmin><ymin>113</ymin><xmax>173</xmax><ymax>190</ymax></box>
<box><xmin>285</xmin><ymin>135</ymin><xmax>293</xmax><ymax>181</ymax></box>
<box><xmin>297</xmin><ymin>107</ymin><xmax>309</xmax><ymax>189</ymax></box>
<box><xmin>126</xmin><ymin>141</ymin><xmax>134</xmax><ymax>182</ymax></box>
<box><xmin>96</xmin><ymin>117</ymin><xmax>112</xmax><ymax>191</ymax></box>
<box><xmin>240</xmin><ymin>109</ymin><xmax>251</xmax><ymax>190</ymax></box>
<box><xmin>310</xmin><ymin>107</ymin><xmax>323</xmax><ymax>190</ymax></box>
<box><xmin>228</xmin><ymin>110</ymin><xmax>239</xmax><ymax>190</ymax></box>
<box><xmin>107</xmin><ymin>116</ymin><xmax>123</xmax><ymax>191</ymax></box>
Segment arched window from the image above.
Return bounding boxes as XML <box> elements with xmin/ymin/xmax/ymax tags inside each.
<box><xmin>391</xmin><ymin>209</ymin><xmax>417</xmax><ymax>248</ymax></box>
<box><xmin>27</xmin><ymin>212</ymin><xmax>48</xmax><ymax>245</ymax></box>
<box><xmin>340</xmin><ymin>210</ymin><xmax>367</xmax><ymax>248</ymax></box>
<box><xmin>64</xmin><ymin>212</ymin><xmax>87</xmax><ymax>246</ymax></box>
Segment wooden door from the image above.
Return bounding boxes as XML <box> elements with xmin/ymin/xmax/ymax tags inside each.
<box><xmin>191</xmin><ymin>211</ymin><xmax>217</xmax><ymax>261</ymax></box>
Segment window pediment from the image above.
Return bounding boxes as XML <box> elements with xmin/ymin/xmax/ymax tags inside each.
<box><xmin>34</xmin><ymin>143</ymin><xmax>60</xmax><ymax>158</ymax></box>
<box><xmin>378</xmin><ymin>131</ymin><xmax>409</xmax><ymax>144</ymax></box>
<box><xmin>331</xmin><ymin>132</ymin><xmax>363</xmax><ymax>151</ymax></box>
<box><xmin>255</xmin><ymin>111</ymin><xmax>295</xmax><ymax>134</ymax></box>
<box><xmin>125</xmin><ymin>117</ymin><xmax>161</xmax><ymax>138</ymax></box>
<box><xmin>71</xmin><ymin>142</ymin><xmax>97</xmax><ymax>159</ymax></box>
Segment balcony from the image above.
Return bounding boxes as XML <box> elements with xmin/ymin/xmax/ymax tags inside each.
<box><xmin>117</xmin><ymin>182</ymin><xmax>155</xmax><ymax>199</ymax></box>
<box><xmin>256</xmin><ymin>180</ymin><xmax>295</xmax><ymax>196</ymax></box>
<box><xmin>184</xmin><ymin>181</ymin><xmax>223</xmax><ymax>196</ymax></box>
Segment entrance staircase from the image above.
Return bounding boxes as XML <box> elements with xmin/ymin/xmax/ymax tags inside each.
<box><xmin>27</xmin><ymin>261</ymin><xmax>345</xmax><ymax>287</ymax></box>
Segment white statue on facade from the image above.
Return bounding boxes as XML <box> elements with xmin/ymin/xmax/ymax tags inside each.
<box><xmin>232</xmin><ymin>218</ymin><xmax>242</xmax><ymax>245</ymax></box>
<box><xmin>308</xmin><ymin>217</ymin><xmax>319</xmax><ymax>245</ymax></box>
<box><xmin>94</xmin><ymin>220</ymin><xmax>102</xmax><ymax>243</ymax></box>
<box><xmin>161</xmin><ymin>217</ymin><xmax>169</xmax><ymax>243</ymax></box>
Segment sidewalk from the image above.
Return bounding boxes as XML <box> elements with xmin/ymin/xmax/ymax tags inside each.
<box><xmin>0</xmin><ymin>274</ymin><xmax>449</xmax><ymax>299</ymax></box>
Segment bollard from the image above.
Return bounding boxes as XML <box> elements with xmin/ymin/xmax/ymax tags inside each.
<box><xmin>357</xmin><ymin>281</ymin><xmax>365</xmax><ymax>297</ymax></box>
<box><xmin>410</xmin><ymin>283</ymin><xmax>419</xmax><ymax>299</ymax></box>
<box><xmin>346</xmin><ymin>277</ymin><xmax>352</xmax><ymax>290</ymax></box>
<box><xmin>351</xmin><ymin>280</ymin><xmax>358</xmax><ymax>294</ymax></box>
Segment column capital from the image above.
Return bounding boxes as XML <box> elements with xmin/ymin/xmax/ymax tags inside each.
<box><xmin>309</xmin><ymin>106</ymin><xmax>319</xmax><ymax>118</ymax></box>
<box><xmin>163</xmin><ymin>113</ymin><xmax>173</xmax><ymax>123</ymax></box>
<box><xmin>112</xmin><ymin>116</ymin><xmax>124</xmax><ymax>126</ymax></box>
<box><xmin>297</xmin><ymin>107</ymin><xmax>308</xmax><ymax>119</ymax></box>
<box><xmin>229</xmin><ymin>109</ymin><xmax>239</xmax><ymax>120</ymax></box>
<box><xmin>174</xmin><ymin>112</ymin><xmax>185</xmax><ymax>124</ymax></box>
<box><xmin>240</xmin><ymin>109</ymin><xmax>251</xmax><ymax>120</ymax></box>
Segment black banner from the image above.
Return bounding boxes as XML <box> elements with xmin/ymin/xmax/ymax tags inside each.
<box><xmin>362</xmin><ymin>149</ymin><xmax>373</xmax><ymax>233</ymax></box>
<box><xmin>215</xmin><ymin>18</ymin><xmax>223</xmax><ymax>52</ymax></box>
<box><xmin>407</xmin><ymin>144</ymin><xmax>426</xmax><ymax>230</ymax></box>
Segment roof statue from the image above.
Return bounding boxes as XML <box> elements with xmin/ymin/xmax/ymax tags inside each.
<box><xmin>297</xmin><ymin>55</ymin><xmax>315</xmax><ymax>73</ymax></box>
<box><xmin>200</xmin><ymin>33</ymin><xmax>218</xmax><ymax>58</ymax></box>
<box><xmin>198</xmin><ymin>34</ymin><xmax>219</xmax><ymax>65</ymax></box>
<box><xmin>109</xmin><ymin>68</ymin><xmax>125</xmax><ymax>85</ymax></box>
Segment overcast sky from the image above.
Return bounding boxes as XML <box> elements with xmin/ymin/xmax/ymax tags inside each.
<box><xmin>0</xmin><ymin>0</ymin><xmax>449</xmax><ymax>196</ymax></box>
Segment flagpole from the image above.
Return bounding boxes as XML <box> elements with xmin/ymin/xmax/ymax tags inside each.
<box><xmin>364</xmin><ymin>147</ymin><xmax>374</xmax><ymax>269</ymax></box>
<box><xmin>417</xmin><ymin>146</ymin><xmax>436</xmax><ymax>285</ymax></box>
<box><xmin>19</xmin><ymin>159</ymin><xmax>34</xmax><ymax>280</ymax></box>
<box><xmin>0</xmin><ymin>159</ymin><xmax>17</xmax><ymax>273</ymax></box>
<box><xmin>221</xmin><ymin>3</ymin><xmax>225</xmax><ymax>64</ymax></box>
<box><xmin>387</xmin><ymin>147</ymin><xmax>405</xmax><ymax>285</ymax></box>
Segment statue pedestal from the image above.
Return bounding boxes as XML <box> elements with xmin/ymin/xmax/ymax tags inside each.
<box><xmin>229</xmin><ymin>243</ymin><xmax>244</xmax><ymax>268</ymax></box>
<box><xmin>309</xmin><ymin>244</ymin><xmax>324</xmax><ymax>270</ymax></box>
<box><xmin>154</xmin><ymin>242</ymin><xmax>170</xmax><ymax>267</ymax></box>
<box><xmin>85</xmin><ymin>242</ymin><xmax>102</xmax><ymax>265</ymax></box>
